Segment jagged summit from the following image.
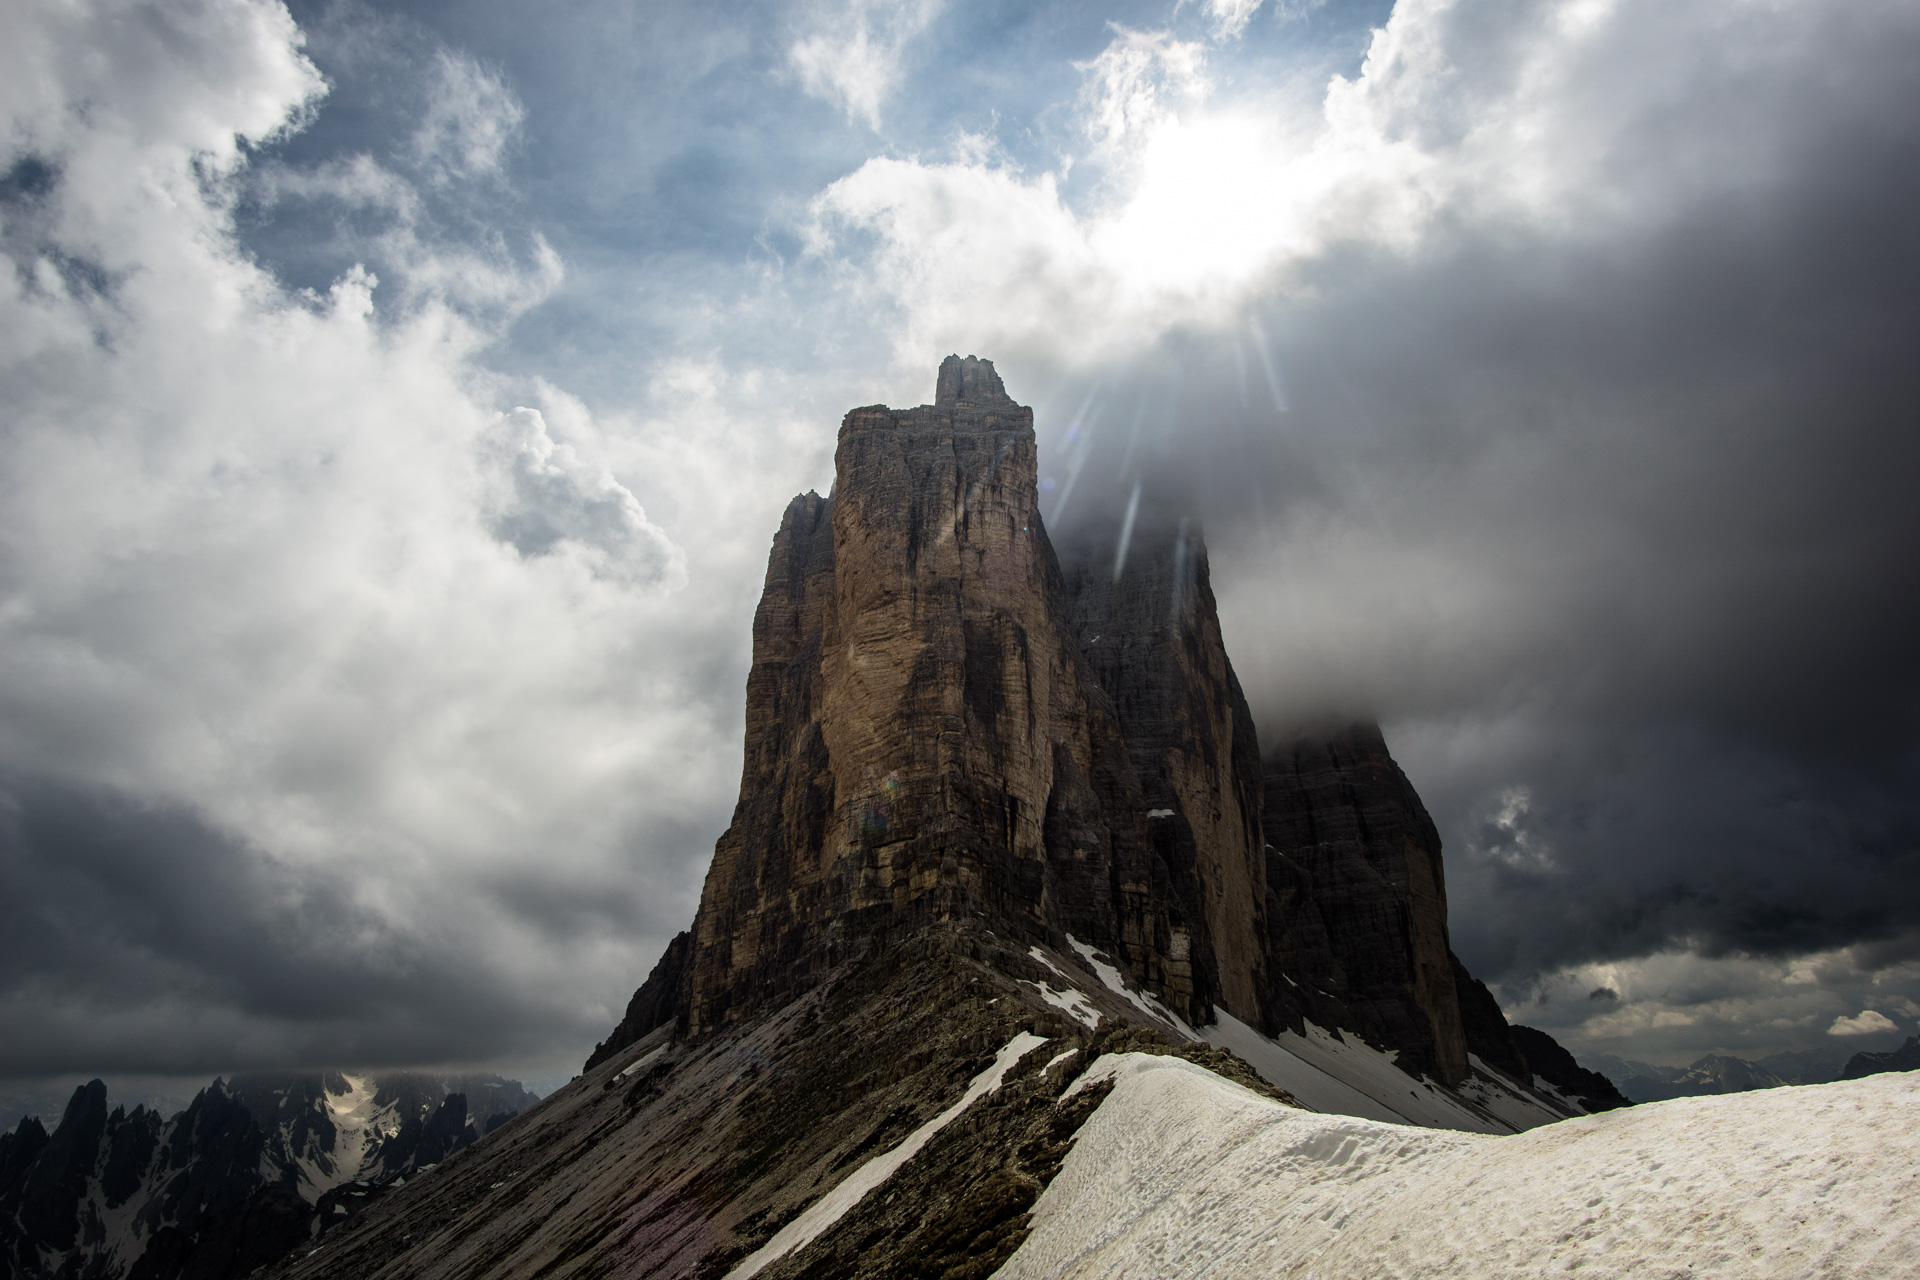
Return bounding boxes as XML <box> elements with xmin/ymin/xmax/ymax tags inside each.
<box><xmin>934</xmin><ymin>353</ymin><xmax>1012</xmax><ymax>406</ymax></box>
<box><xmin>0</xmin><ymin>1070</ymin><xmax>538</xmax><ymax>1280</ymax></box>
<box><xmin>667</xmin><ymin>354</ymin><xmax>1206</xmax><ymax>1041</ymax></box>
<box><xmin>591</xmin><ymin>359</ymin><xmax>1549</xmax><ymax>1093</ymax></box>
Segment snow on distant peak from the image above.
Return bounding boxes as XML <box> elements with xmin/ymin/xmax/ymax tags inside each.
<box><xmin>299</xmin><ymin>1073</ymin><xmax>383</xmax><ymax>1198</ymax></box>
<box><xmin>1026</xmin><ymin>980</ymin><xmax>1101</xmax><ymax>1029</ymax></box>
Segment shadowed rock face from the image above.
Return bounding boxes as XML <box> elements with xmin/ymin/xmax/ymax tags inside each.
<box><xmin>1507</xmin><ymin>1026</ymin><xmax>1632</xmax><ymax>1111</ymax></box>
<box><xmin>683</xmin><ymin>355</ymin><xmax>1209</xmax><ymax>1035</ymax></box>
<box><xmin>1842</xmin><ymin>1035</ymin><xmax>1920</xmax><ymax>1080</ymax></box>
<box><xmin>1056</xmin><ymin>508</ymin><xmax>1269</xmax><ymax>1025</ymax></box>
<box><xmin>1258</xmin><ymin>722</ymin><xmax>1470</xmax><ymax>1084</ymax></box>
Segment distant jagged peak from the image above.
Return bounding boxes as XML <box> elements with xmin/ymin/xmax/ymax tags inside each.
<box><xmin>934</xmin><ymin>353</ymin><xmax>1012</xmax><ymax>406</ymax></box>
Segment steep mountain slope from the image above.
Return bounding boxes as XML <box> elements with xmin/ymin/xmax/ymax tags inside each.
<box><xmin>1842</xmin><ymin>1034</ymin><xmax>1920</xmax><ymax>1079</ymax></box>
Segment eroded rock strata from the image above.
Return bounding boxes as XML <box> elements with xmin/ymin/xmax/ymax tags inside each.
<box><xmin>594</xmin><ymin>356</ymin><xmax>1536</xmax><ymax>1090</ymax></box>
<box><xmin>678</xmin><ymin>356</ymin><xmax>1208</xmax><ymax>1040</ymax></box>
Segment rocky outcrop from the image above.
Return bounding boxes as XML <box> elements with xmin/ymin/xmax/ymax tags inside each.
<box><xmin>684</xmin><ymin>356</ymin><xmax>1209</xmax><ymax>1033</ymax></box>
<box><xmin>623</xmin><ymin>355</ymin><xmax>1550</xmax><ymax>1096</ymax></box>
<box><xmin>1507</xmin><ymin>1026</ymin><xmax>1631</xmax><ymax>1111</ymax></box>
<box><xmin>1841</xmin><ymin>1035</ymin><xmax>1920</xmax><ymax>1080</ymax></box>
<box><xmin>1454</xmin><ymin>955</ymin><xmax>1533</xmax><ymax>1086</ymax></box>
<box><xmin>1257</xmin><ymin>722</ymin><xmax>1468</xmax><ymax>1084</ymax></box>
<box><xmin>1</xmin><ymin>1079</ymin><xmax>109</xmax><ymax>1268</ymax></box>
<box><xmin>585</xmin><ymin>928</ymin><xmax>692</xmax><ymax>1070</ymax></box>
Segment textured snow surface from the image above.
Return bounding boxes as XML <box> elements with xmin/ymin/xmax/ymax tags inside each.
<box><xmin>1203</xmin><ymin>1010</ymin><xmax>1565</xmax><ymax>1133</ymax></box>
<box><xmin>725</xmin><ymin>1032</ymin><xmax>1047</xmax><ymax>1280</ymax></box>
<box><xmin>997</xmin><ymin>1053</ymin><xmax>1920</xmax><ymax>1280</ymax></box>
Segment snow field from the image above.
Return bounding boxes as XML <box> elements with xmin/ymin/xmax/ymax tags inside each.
<box><xmin>1204</xmin><ymin>1010</ymin><xmax>1563</xmax><ymax>1133</ymax></box>
<box><xmin>995</xmin><ymin>1052</ymin><xmax>1920</xmax><ymax>1280</ymax></box>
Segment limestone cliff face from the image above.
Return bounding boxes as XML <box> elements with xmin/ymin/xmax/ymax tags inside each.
<box><xmin>1058</xmin><ymin>512</ymin><xmax>1269</xmax><ymax>1025</ymax></box>
<box><xmin>1258</xmin><ymin>722</ymin><xmax>1469</xmax><ymax>1084</ymax></box>
<box><xmin>682</xmin><ymin>357</ymin><xmax>1207</xmax><ymax>1035</ymax></box>
<box><xmin>595</xmin><ymin>355</ymin><xmax>1514</xmax><ymax>1097</ymax></box>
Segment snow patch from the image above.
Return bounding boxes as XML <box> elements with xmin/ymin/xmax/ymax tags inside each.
<box><xmin>286</xmin><ymin>1074</ymin><xmax>385</xmax><ymax>1201</ymax></box>
<box><xmin>1028</xmin><ymin>946</ymin><xmax>1074</xmax><ymax>983</ymax></box>
<box><xmin>1145</xmin><ymin>809</ymin><xmax>1174</xmax><ymax>819</ymax></box>
<box><xmin>1026</xmin><ymin>981</ymin><xmax>1101</xmax><ymax>1029</ymax></box>
<box><xmin>1065</xmin><ymin>935</ymin><xmax>1195</xmax><ymax>1039</ymax></box>
<box><xmin>726</xmin><ymin>1031</ymin><xmax>1048</xmax><ymax>1280</ymax></box>
<box><xmin>615</xmin><ymin>1045</ymin><xmax>667</xmax><ymax>1081</ymax></box>
<box><xmin>998</xmin><ymin>1055</ymin><xmax>1920</xmax><ymax>1279</ymax></box>
<box><xmin>1202</xmin><ymin>1011</ymin><xmax>1551</xmax><ymax>1134</ymax></box>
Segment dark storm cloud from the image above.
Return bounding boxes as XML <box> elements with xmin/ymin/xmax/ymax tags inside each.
<box><xmin>0</xmin><ymin>773</ymin><xmax>711</xmax><ymax>1078</ymax></box>
<box><xmin>1008</xmin><ymin>0</ymin><xmax>1920</xmax><ymax>1025</ymax></box>
<box><xmin>1</xmin><ymin>777</ymin><xmax>501</xmax><ymax>1074</ymax></box>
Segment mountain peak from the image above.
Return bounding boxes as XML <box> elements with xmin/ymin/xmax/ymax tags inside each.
<box><xmin>934</xmin><ymin>353</ymin><xmax>1010</xmax><ymax>406</ymax></box>
<box><xmin>267</xmin><ymin>362</ymin><xmax>1615</xmax><ymax>1280</ymax></box>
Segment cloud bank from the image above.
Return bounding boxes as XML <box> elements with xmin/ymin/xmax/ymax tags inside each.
<box><xmin>0</xmin><ymin>0</ymin><xmax>805</xmax><ymax>1084</ymax></box>
<box><xmin>3</xmin><ymin>0</ymin><xmax>1917</xmax><ymax>1090</ymax></box>
<box><xmin>802</xmin><ymin>0</ymin><xmax>1920</xmax><ymax>1060</ymax></box>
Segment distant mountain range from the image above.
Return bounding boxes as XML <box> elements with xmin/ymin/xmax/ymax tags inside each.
<box><xmin>1586</xmin><ymin>1037</ymin><xmax>1918</xmax><ymax>1103</ymax></box>
<box><xmin>0</xmin><ymin>1070</ymin><xmax>538</xmax><ymax>1279</ymax></box>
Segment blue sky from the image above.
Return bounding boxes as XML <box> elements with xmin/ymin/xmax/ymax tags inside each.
<box><xmin>3</xmin><ymin>0</ymin><xmax>1919</xmax><ymax>1098</ymax></box>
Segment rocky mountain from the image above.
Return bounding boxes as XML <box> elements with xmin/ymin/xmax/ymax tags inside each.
<box><xmin>1588</xmin><ymin>1047</ymin><xmax>1857</xmax><ymax>1102</ymax></box>
<box><xmin>0</xmin><ymin>1071</ymin><xmax>536</xmax><ymax>1279</ymax></box>
<box><xmin>1842</xmin><ymin>1034</ymin><xmax>1920</xmax><ymax>1080</ymax></box>
<box><xmin>231</xmin><ymin>357</ymin><xmax>1633</xmax><ymax>1280</ymax></box>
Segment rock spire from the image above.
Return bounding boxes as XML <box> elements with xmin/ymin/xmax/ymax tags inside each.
<box><xmin>592</xmin><ymin>356</ymin><xmax>1533</xmax><ymax>1094</ymax></box>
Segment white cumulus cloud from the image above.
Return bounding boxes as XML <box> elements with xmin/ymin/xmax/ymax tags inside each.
<box><xmin>0</xmin><ymin>0</ymin><xmax>801</xmax><ymax>1077</ymax></box>
<box><xmin>1829</xmin><ymin>1010</ymin><xmax>1898</xmax><ymax>1037</ymax></box>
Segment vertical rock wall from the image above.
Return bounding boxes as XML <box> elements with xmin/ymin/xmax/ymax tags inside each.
<box><xmin>683</xmin><ymin>358</ymin><xmax>1211</xmax><ymax>1034</ymax></box>
<box><xmin>632</xmin><ymin>354</ymin><xmax>1523</xmax><ymax>1098</ymax></box>
<box><xmin>1058</xmin><ymin>512</ymin><xmax>1269</xmax><ymax>1025</ymax></box>
<box><xmin>1258</xmin><ymin>722</ymin><xmax>1470</xmax><ymax>1084</ymax></box>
